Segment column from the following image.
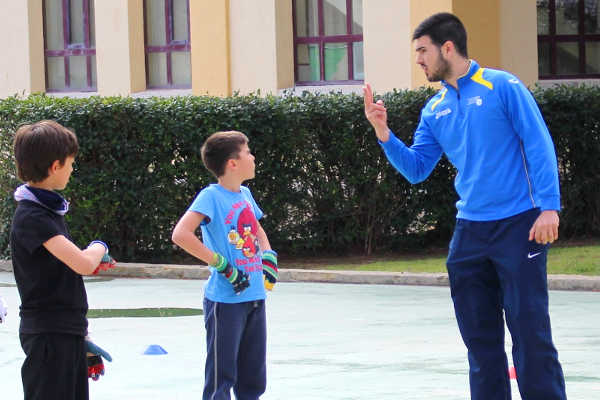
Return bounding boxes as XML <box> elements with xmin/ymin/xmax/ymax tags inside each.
<box><xmin>499</xmin><ymin>0</ymin><xmax>538</xmax><ymax>86</ymax></box>
<box><xmin>190</xmin><ymin>0</ymin><xmax>231</xmax><ymax>96</ymax></box>
<box><xmin>228</xmin><ymin>0</ymin><xmax>293</xmax><ymax>95</ymax></box>
<box><xmin>275</xmin><ymin>0</ymin><xmax>295</xmax><ymax>91</ymax></box>
<box><xmin>94</xmin><ymin>0</ymin><xmax>146</xmax><ymax>96</ymax></box>
<box><xmin>453</xmin><ymin>0</ymin><xmax>501</xmax><ymax>69</ymax></box>
<box><xmin>363</xmin><ymin>0</ymin><xmax>414</xmax><ymax>92</ymax></box>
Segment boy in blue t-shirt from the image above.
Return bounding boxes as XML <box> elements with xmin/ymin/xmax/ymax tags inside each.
<box><xmin>172</xmin><ymin>130</ymin><xmax>279</xmax><ymax>400</ymax></box>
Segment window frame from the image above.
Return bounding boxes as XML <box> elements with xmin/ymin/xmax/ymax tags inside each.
<box><xmin>43</xmin><ymin>0</ymin><xmax>96</xmax><ymax>92</ymax></box>
<box><xmin>143</xmin><ymin>0</ymin><xmax>192</xmax><ymax>89</ymax></box>
<box><xmin>292</xmin><ymin>0</ymin><xmax>364</xmax><ymax>86</ymax></box>
<box><xmin>538</xmin><ymin>0</ymin><xmax>600</xmax><ymax>79</ymax></box>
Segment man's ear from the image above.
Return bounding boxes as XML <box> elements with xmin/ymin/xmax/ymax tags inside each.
<box><xmin>441</xmin><ymin>40</ymin><xmax>454</xmax><ymax>57</ymax></box>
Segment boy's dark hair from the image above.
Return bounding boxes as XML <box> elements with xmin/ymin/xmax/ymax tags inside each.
<box><xmin>412</xmin><ymin>12</ymin><xmax>468</xmax><ymax>58</ymax></box>
<box><xmin>201</xmin><ymin>131</ymin><xmax>249</xmax><ymax>178</ymax></box>
<box><xmin>13</xmin><ymin>120</ymin><xmax>79</xmax><ymax>183</ymax></box>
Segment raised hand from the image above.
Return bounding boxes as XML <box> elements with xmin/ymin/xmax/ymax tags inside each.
<box><xmin>363</xmin><ymin>83</ymin><xmax>390</xmax><ymax>142</ymax></box>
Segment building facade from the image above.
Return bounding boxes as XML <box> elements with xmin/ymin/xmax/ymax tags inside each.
<box><xmin>0</xmin><ymin>0</ymin><xmax>598</xmax><ymax>98</ymax></box>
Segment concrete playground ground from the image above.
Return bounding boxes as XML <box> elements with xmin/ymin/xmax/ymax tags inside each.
<box><xmin>1</xmin><ymin>262</ymin><xmax>599</xmax><ymax>399</ymax></box>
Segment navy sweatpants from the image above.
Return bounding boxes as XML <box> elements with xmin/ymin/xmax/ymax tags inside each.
<box><xmin>203</xmin><ymin>298</ymin><xmax>267</xmax><ymax>400</ymax></box>
<box><xmin>446</xmin><ymin>208</ymin><xmax>566</xmax><ymax>400</ymax></box>
<box><xmin>20</xmin><ymin>333</ymin><xmax>89</xmax><ymax>400</ymax></box>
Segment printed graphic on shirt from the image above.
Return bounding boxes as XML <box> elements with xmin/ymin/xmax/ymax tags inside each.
<box><xmin>225</xmin><ymin>201</ymin><xmax>262</xmax><ymax>272</ymax></box>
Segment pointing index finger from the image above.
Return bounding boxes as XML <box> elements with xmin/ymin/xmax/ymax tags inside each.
<box><xmin>363</xmin><ymin>83</ymin><xmax>374</xmax><ymax>107</ymax></box>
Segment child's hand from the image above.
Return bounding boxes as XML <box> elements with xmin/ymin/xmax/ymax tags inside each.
<box><xmin>0</xmin><ymin>296</ymin><xmax>7</xmax><ymax>323</ymax></box>
<box><xmin>211</xmin><ymin>253</ymin><xmax>250</xmax><ymax>295</ymax></box>
<box><xmin>85</xmin><ymin>337</ymin><xmax>112</xmax><ymax>381</ymax></box>
<box><xmin>87</xmin><ymin>240</ymin><xmax>117</xmax><ymax>274</ymax></box>
<box><xmin>93</xmin><ymin>252</ymin><xmax>117</xmax><ymax>275</ymax></box>
<box><xmin>230</xmin><ymin>269</ymin><xmax>250</xmax><ymax>294</ymax></box>
<box><xmin>262</xmin><ymin>250</ymin><xmax>278</xmax><ymax>291</ymax></box>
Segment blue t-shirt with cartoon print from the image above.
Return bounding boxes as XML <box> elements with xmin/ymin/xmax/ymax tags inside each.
<box><xmin>188</xmin><ymin>184</ymin><xmax>265</xmax><ymax>303</ymax></box>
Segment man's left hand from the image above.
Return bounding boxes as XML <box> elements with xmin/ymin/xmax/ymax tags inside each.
<box><xmin>0</xmin><ymin>297</ymin><xmax>7</xmax><ymax>323</ymax></box>
<box><xmin>529</xmin><ymin>210</ymin><xmax>559</xmax><ymax>244</ymax></box>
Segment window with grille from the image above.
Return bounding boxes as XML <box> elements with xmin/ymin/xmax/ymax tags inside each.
<box><xmin>293</xmin><ymin>0</ymin><xmax>364</xmax><ymax>85</ymax></box>
<box><xmin>144</xmin><ymin>0</ymin><xmax>191</xmax><ymax>89</ymax></box>
<box><xmin>43</xmin><ymin>0</ymin><xmax>97</xmax><ymax>92</ymax></box>
<box><xmin>538</xmin><ymin>0</ymin><xmax>600</xmax><ymax>78</ymax></box>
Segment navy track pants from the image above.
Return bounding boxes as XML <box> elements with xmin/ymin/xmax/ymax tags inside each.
<box><xmin>446</xmin><ymin>208</ymin><xmax>566</xmax><ymax>400</ymax></box>
<box><xmin>20</xmin><ymin>333</ymin><xmax>88</xmax><ymax>400</ymax></box>
<box><xmin>203</xmin><ymin>298</ymin><xmax>267</xmax><ymax>400</ymax></box>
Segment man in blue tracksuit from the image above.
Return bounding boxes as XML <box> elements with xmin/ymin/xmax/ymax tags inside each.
<box><xmin>364</xmin><ymin>13</ymin><xmax>567</xmax><ymax>400</ymax></box>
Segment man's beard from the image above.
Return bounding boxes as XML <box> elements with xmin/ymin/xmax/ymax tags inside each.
<box><xmin>426</xmin><ymin>52</ymin><xmax>451</xmax><ymax>82</ymax></box>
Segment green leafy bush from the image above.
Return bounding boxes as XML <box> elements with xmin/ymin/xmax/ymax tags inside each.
<box><xmin>0</xmin><ymin>85</ymin><xmax>597</xmax><ymax>262</ymax></box>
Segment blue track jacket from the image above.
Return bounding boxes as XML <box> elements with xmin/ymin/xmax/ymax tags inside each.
<box><xmin>380</xmin><ymin>60</ymin><xmax>560</xmax><ymax>221</ymax></box>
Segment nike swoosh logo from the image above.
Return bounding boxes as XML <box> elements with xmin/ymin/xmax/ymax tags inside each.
<box><xmin>527</xmin><ymin>252</ymin><xmax>542</xmax><ymax>259</ymax></box>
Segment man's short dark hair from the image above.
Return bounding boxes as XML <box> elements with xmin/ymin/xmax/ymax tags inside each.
<box><xmin>412</xmin><ymin>12</ymin><xmax>468</xmax><ymax>58</ymax></box>
<box><xmin>14</xmin><ymin>120</ymin><xmax>79</xmax><ymax>183</ymax></box>
<box><xmin>201</xmin><ymin>130</ymin><xmax>249</xmax><ymax>178</ymax></box>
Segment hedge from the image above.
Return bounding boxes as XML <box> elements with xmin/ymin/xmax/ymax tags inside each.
<box><xmin>0</xmin><ymin>85</ymin><xmax>598</xmax><ymax>262</ymax></box>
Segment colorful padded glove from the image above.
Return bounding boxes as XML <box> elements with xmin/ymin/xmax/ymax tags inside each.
<box><xmin>85</xmin><ymin>337</ymin><xmax>112</xmax><ymax>381</ymax></box>
<box><xmin>211</xmin><ymin>253</ymin><xmax>249</xmax><ymax>294</ymax></box>
<box><xmin>262</xmin><ymin>250</ymin><xmax>278</xmax><ymax>291</ymax></box>
<box><xmin>0</xmin><ymin>296</ymin><xmax>7</xmax><ymax>323</ymax></box>
<box><xmin>87</xmin><ymin>240</ymin><xmax>117</xmax><ymax>274</ymax></box>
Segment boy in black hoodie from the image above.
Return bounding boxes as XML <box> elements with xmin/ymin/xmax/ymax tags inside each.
<box><xmin>10</xmin><ymin>120</ymin><xmax>114</xmax><ymax>400</ymax></box>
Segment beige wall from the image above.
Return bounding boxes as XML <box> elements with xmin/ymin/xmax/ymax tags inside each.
<box><xmin>275</xmin><ymin>0</ymin><xmax>295</xmax><ymax>91</ymax></box>
<box><xmin>27</xmin><ymin>0</ymin><xmax>46</xmax><ymax>94</ymax></box>
<box><xmin>229</xmin><ymin>0</ymin><xmax>275</xmax><ymax>94</ymax></box>
<box><xmin>191</xmin><ymin>0</ymin><xmax>231</xmax><ymax>96</ymax></box>
<box><xmin>228</xmin><ymin>0</ymin><xmax>293</xmax><ymax>95</ymax></box>
<box><xmin>0</xmin><ymin>0</ymin><xmax>45</xmax><ymax>97</ymax></box>
<box><xmin>95</xmin><ymin>0</ymin><xmax>146</xmax><ymax>96</ymax></box>
<box><xmin>363</xmin><ymin>0</ymin><xmax>413</xmax><ymax>92</ymax></box>
<box><xmin>499</xmin><ymin>0</ymin><xmax>538</xmax><ymax>87</ymax></box>
<box><xmin>127</xmin><ymin>0</ymin><xmax>147</xmax><ymax>93</ymax></box>
<box><xmin>454</xmin><ymin>0</ymin><xmax>500</xmax><ymax>68</ymax></box>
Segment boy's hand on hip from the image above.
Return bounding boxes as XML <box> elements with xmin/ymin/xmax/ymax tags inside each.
<box><xmin>529</xmin><ymin>210</ymin><xmax>559</xmax><ymax>244</ymax></box>
<box><xmin>212</xmin><ymin>253</ymin><xmax>250</xmax><ymax>295</ymax></box>
<box><xmin>262</xmin><ymin>250</ymin><xmax>278</xmax><ymax>291</ymax></box>
<box><xmin>230</xmin><ymin>269</ymin><xmax>250</xmax><ymax>294</ymax></box>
